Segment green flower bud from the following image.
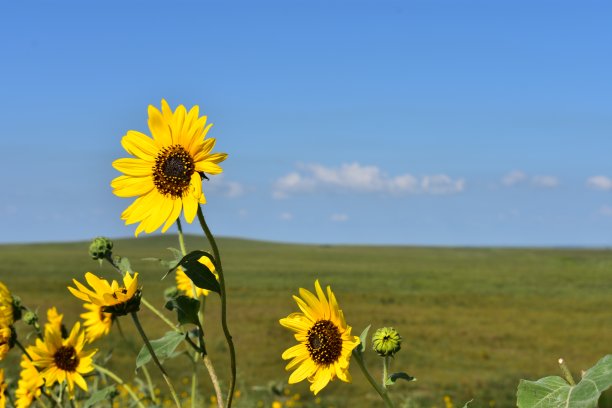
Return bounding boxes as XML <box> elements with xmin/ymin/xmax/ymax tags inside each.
<box><xmin>164</xmin><ymin>286</ymin><xmax>180</xmax><ymax>300</ymax></box>
<box><xmin>11</xmin><ymin>295</ymin><xmax>23</xmax><ymax>322</ymax></box>
<box><xmin>372</xmin><ymin>327</ymin><xmax>402</xmax><ymax>357</ymax></box>
<box><xmin>23</xmin><ymin>311</ymin><xmax>38</xmax><ymax>325</ymax></box>
<box><xmin>89</xmin><ymin>236</ymin><xmax>113</xmax><ymax>260</ymax></box>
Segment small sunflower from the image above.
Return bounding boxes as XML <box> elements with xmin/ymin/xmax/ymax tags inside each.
<box><xmin>0</xmin><ymin>368</ymin><xmax>6</xmax><ymax>408</ymax></box>
<box><xmin>279</xmin><ymin>280</ymin><xmax>360</xmax><ymax>395</ymax></box>
<box><xmin>176</xmin><ymin>256</ymin><xmax>218</xmax><ymax>298</ymax></box>
<box><xmin>29</xmin><ymin>322</ymin><xmax>96</xmax><ymax>393</ymax></box>
<box><xmin>111</xmin><ymin>99</ymin><xmax>228</xmax><ymax>236</ymax></box>
<box><xmin>0</xmin><ymin>327</ymin><xmax>11</xmax><ymax>361</ymax></box>
<box><xmin>0</xmin><ymin>282</ymin><xmax>13</xmax><ymax>326</ymax></box>
<box><xmin>15</xmin><ymin>353</ymin><xmax>44</xmax><ymax>408</ymax></box>
<box><xmin>68</xmin><ymin>272</ymin><xmax>140</xmax><ymax>316</ymax></box>
<box><xmin>80</xmin><ymin>303</ymin><xmax>113</xmax><ymax>343</ymax></box>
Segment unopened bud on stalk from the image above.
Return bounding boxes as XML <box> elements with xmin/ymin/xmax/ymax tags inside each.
<box><xmin>23</xmin><ymin>311</ymin><xmax>38</xmax><ymax>325</ymax></box>
<box><xmin>89</xmin><ymin>237</ymin><xmax>113</xmax><ymax>260</ymax></box>
<box><xmin>372</xmin><ymin>327</ymin><xmax>402</xmax><ymax>357</ymax></box>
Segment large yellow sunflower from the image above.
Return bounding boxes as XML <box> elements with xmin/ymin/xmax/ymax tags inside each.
<box><xmin>111</xmin><ymin>99</ymin><xmax>228</xmax><ymax>236</ymax></box>
<box><xmin>15</xmin><ymin>353</ymin><xmax>44</xmax><ymax>408</ymax></box>
<box><xmin>29</xmin><ymin>322</ymin><xmax>96</xmax><ymax>393</ymax></box>
<box><xmin>279</xmin><ymin>280</ymin><xmax>360</xmax><ymax>395</ymax></box>
<box><xmin>68</xmin><ymin>272</ymin><xmax>140</xmax><ymax>316</ymax></box>
<box><xmin>176</xmin><ymin>256</ymin><xmax>218</xmax><ymax>298</ymax></box>
<box><xmin>80</xmin><ymin>302</ymin><xmax>113</xmax><ymax>343</ymax></box>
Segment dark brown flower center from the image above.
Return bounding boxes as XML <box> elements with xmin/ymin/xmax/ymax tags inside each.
<box><xmin>54</xmin><ymin>346</ymin><xmax>79</xmax><ymax>371</ymax></box>
<box><xmin>307</xmin><ymin>320</ymin><xmax>343</xmax><ymax>365</ymax></box>
<box><xmin>153</xmin><ymin>145</ymin><xmax>195</xmax><ymax>198</ymax></box>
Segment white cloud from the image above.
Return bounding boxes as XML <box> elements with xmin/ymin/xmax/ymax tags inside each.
<box><xmin>587</xmin><ymin>176</ymin><xmax>612</xmax><ymax>191</ymax></box>
<box><xmin>502</xmin><ymin>170</ymin><xmax>527</xmax><ymax>186</ymax></box>
<box><xmin>532</xmin><ymin>175</ymin><xmax>559</xmax><ymax>188</ymax></box>
<box><xmin>279</xmin><ymin>212</ymin><xmax>293</xmax><ymax>221</ymax></box>
<box><xmin>206</xmin><ymin>175</ymin><xmax>245</xmax><ymax>198</ymax></box>
<box><xmin>600</xmin><ymin>205</ymin><xmax>612</xmax><ymax>217</ymax></box>
<box><xmin>272</xmin><ymin>162</ymin><xmax>464</xmax><ymax>198</ymax></box>
<box><xmin>330</xmin><ymin>213</ymin><xmax>349</xmax><ymax>222</ymax></box>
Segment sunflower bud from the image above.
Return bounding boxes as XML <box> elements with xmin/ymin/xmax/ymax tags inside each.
<box><xmin>89</xmin><ymin>237</ymin><xmax>113</xmax><ymax>260</ymax></box>
<box><xmin>23</xmin><ymin>311</ymin><xmax>38</xmax><ymax>325</ymax></box>
<box><xmin>11</xmin><ymin>295</ymin><xmax>22</xmax><ymax>322</ymax></box>
<box><xmin>372</xmin><ymin>327</ymin><xmax>402</xmax><ymax>357</ymax></box>
<box><xmin>164</xmin><ymin>286</ymin><xmax>180</xmax><ymax>300</ymax></box>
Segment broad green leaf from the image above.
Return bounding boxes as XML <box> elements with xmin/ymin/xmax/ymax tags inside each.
<box><xmin>83</xmin><ymin>386</ymin><xmax>116</xmax><ymax>408</ymax></box>
<box><xmin>115</xmin><ymin>256</ymin><xmax>132</xmax><ymax>274</ymax></box>
<box><xmin>356</xmin><ymin>325</ymin><xmax>371</xmax><ymax>353</ymax></box>
<box><xmin>165</xmin><ymin>295</ymin><xmax>201</xmax><ymax>326</ymax></box>
<box><xmin>136</xmin><ymin>331</ymin><xmax>184</xmax><ymax>369</ymax></box>
<box><xmin>385</xmin><ymin>372</ymin><xmax>415</xmax><ymax>386</ymax></box>
<box><xmin>517</xmin><ymin>355</ymin><xmax>612</xmax><ymax>408</ymax></box>
<box><xmin>181</xmin><ymin>258</ymin><xmax>220</xmax><ymax>294</ymax></box>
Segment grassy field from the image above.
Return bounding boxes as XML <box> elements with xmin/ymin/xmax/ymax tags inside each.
<box><xmin>1</xmin><ymin>236</ymin><xmax>611</xmax><ymax>407</ymax></box>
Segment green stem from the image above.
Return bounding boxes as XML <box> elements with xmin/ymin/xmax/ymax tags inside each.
<box><xmin>116</xmin><ymin>319</ymin><xmax>158</xmax><ymax>404</ymax></box>
<box><xmin>558</xmin><ymin>358</ymin><xmax>576</xmax><ymax>386</ymax></box>
<box><xmin>383</xmin><ymin>355</ymin><xmax>389</xmax><ymax>390</ymax></box>
<box><xmin>130</xmin><ymin>312</ymin><xmax>182</xmax><ymax>408</ymax></box>
<box><xmin>93</xmin><ymin>364</ymin><xmax>146</xmax><ymax>408</ymax></box>
<box><xmin>197</xmin><ymin>206</ymin><xmax>237</xmax><ymax>408</ymax></box>
<box><xmin>178</xmin><ymin>218</ymin><xmax>224</xmax><ymax>408</ymax></box>
<box><xmin>352</xmin><ymin>351</ymin><xmax>394</xmax><ymax>408</ymax></box>
<box><xmin>14</xmin><ymin>337</ymin><xmax>33</xmax><ymax>360</ymax></box>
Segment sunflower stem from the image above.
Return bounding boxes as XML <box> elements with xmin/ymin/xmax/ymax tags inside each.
<box><xmin>196</xmin><ymin>206</ymin><xmax>237</xmax><ymax>408</ymax></box>
<box><xmin>116</xmin><ymin>319</ymin><xmax>158</xmax><ymax>404</ymax></box>
<box><xmin>177</xmin><ymin>218</ymin><xmax>224</xmax><ymax>408</ymax></box>
<box><xmin>382</xmin><ymin>355</ymin><xmax>389</xmax><ymax>390</ymax></box>
<box><xmin>14</xmin><ymin>337</ymin><xmax>33</xmax><ymax>361</ymax></box>
<box><xmin>130</xmin><ymin>312</ymin><xmax>182</xmax><ymax>408</ymax></box>
<box><xmin>93</xmin><ymin>363</ymin><xmax>146</xmax><ymax>408</ymax></box>
<box><xmin>352</xmin><ymin>350</ymin><xmax>395</xmax><ymax>408</ymax></box>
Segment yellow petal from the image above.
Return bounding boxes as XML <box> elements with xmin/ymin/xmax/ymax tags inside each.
<box><xmin>183</xmin><ymin>194</ymin><xmax>198</xmax><ymax>224</ymax></box>
<box><xmin>148</xmin><ymin>104</ymin><xmax>172</xmax><ymax>147</ymax></box>
<box><xmin>112</xmin><ymin>158</ymin><xmax>152</xmax><ymax>177</ymax></box>
<box><xmin>288</xmin><ymin>360</ymin><xmax>316</xmax><ymax>384</ymax></box>
<box><xmin>121</xmin><ymin>130</ymin><xmax>158</xmax><ymax>160</ymax></box>
<box><xmin>162</xmin><ymin>199</ymin><xmax>182</xmax><ymax>233</ymax></box>
<box><xmin>161</xmin><ymin>99</ymin><xmax>173</xmax><ymax>122</ymax></box>
<box><xmin>195</xmin><ymin>161</ymin><xmax>223</xmax><ymax>175</ymax></box>
<box><xmin>111</xmin><ymin>175</ymin><xmax>154</xmax><ymax>198</ymax></box>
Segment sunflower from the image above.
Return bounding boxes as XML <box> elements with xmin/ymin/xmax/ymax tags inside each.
<box><xmin>15</xmin><ymin>353</ymin><xmax>44</xmax><ymax>408</ymax></box>
<box><xmin>176</xmin><ymin>256</ymin><xmax>218</xmax><ymax>298</ymax></box>
<box><xmin>0</xmin><ymin>327</ymin><xmax>11</xmax><ymax>361</ymax></box>
<box><xmin>68</xmin><ymin>272</ymin><xmax>140</xmax><ymax>316</ymax></box>
<box><xmin>29</xmin><ymin>322</ymin><xmax>95</xmax><ymax>393</ymax></box>
<box><xmin>111</xmin><ymin>99</ymin><xmax>228</xmax><ymax>236</ymax></box>
<box><xmin>80</xmin><ymin>303</ymin><xmax>113</xmax><ymax>343</ymax></box>
<box><xmin>0</xmin><ymin>282</ymin><xmax>13</xmax><ymax>326</ymax></box>
<box><xmin>0</xmin><ymin>368</ymin><xmax>6</xmax><ymax>408</ymax></box>
<box><xmin>279</xmin><ymin>280</ymin><xmax>360</xmax><ymax>395</ymax></box>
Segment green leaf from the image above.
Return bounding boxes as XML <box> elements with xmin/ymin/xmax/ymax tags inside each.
<box><xmin>83</xmin><ymin>386</ymin><xmax>116</xmax><ymax>408</ymax></box>
<box><xmin>165</xmin><ymin>295</ymin><xmax>201</xmax><ymax>326</ymax></box>
<box><xmin>165</xmin><ymin>250</ymin><xmax>220</xmax><ymax>294</ymax></box>
<box><xmin>136</xmin><ymin>331</ymin><xmax>185</xmax><ymax>369</ymax></box>
<box><xmin>357</xmin><ymin>325</ymin><xmax>371</xmax><ymax>353</ymax></box>
<box><xmin>385</xmin><ymin>372</ymin><xmax>416</xmax><ymax>386</ymax></box>
<box><xmin>517</xmin><ymin>355</ymin><xmax>612</xmax><ymax>408</ymax></box>
<box><xmin>167</xmin><ymin>247</ymin><xmax>183</xmax><ymax>262</ymax></box>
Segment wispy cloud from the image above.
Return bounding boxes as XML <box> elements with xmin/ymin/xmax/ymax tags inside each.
<box><xmin>501</xmin><ymin>170</ymin><xmax>559</xmax><ymax>188</ymax></box>
<box><xmin>600</xmin><ymin>205</ymin><xmax>612</xmax><ymax>217</ymax></box>
<box><xmin>502</xmin><ymin>170</ymin><xmax>527</xmax><ymax>186</ymax></box>
<box><xmin>532</xmin><ymin>175</ymin><xmax>559</xmax><ymax>188</ymax></box>
<box><xmin>206</xmin><ymin>175</ymin><xmax>245</xmax><ymax>198</ymax></box>
<box><xmin>330</xmin><ymin>213</ymin><xmax>349</xmax><ymax>222</ymax></box>
<box><xmin>587</xmin><ymin>175</ymin><xmax>612</xmax><ymax>191</ymax></box>
<box><xmin>273</xmin><ymin>163</ymin><xmax>464</xmax><ymax>198</ymax></box>
<box><xmin>279</xmin><ymin>212</ymin><xmax>293</xmax><ymax>221</ymax></box>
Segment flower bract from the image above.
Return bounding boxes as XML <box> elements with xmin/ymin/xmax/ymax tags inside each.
<box><xmin>279</xmin><ymin>280</ymin><xmax>360</xmax><ymax>395</ymax></box>
<box><xmin>111</xmin><ymin>99</ymin><xmax>228</xmax><ymax>236</ymax></box>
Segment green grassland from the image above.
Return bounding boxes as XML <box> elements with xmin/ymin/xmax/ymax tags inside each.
<box><xmin>1</xmin><ymin>236</ymin><xmax>611</xmax><ymax>407</ymax></box>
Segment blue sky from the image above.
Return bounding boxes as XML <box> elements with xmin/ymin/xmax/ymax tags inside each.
<box><xmin>1</xmin><ymin>1</ymin><xmax>611</xmax><ymax>246</ymax></box>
